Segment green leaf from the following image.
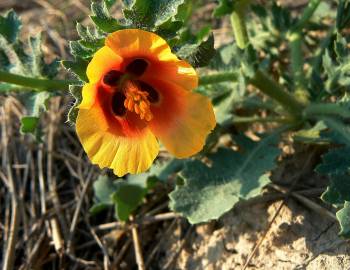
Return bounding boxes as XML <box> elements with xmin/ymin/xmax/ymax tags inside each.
<box><xmin>316</xmin><ymin>147</ymin><xmax>350</xmax><ymax>175</ymax></box>
<box><xmin>176</xmin><ymin>34</ymin><xmax>215</xmax><ymax>68</ymax></box>
<box><xmin>90</xmin><ymin>174</ymin><xmax>156</xmax><ymax>220</ymax></box>
<box><xmin>105</xmin><ymin>0</ymin><xmax>116</xmax><ymax>9</ymax></box>
<box><xmin>321</xmin><ymin>174</ymin><xmax>350</xmax><ymax>204</ymax></box>
<box><xmin>67</xmin><ymin>85</ymin><xmax>83</xmax><ymax>124</ymax></box>
<box><xmin>156</xmin><ymin>19</ymin><xmax>183</xmax><ymax>39</ymax></box>
<box><xmin>0</xmin><ymin>10</ymin><xmax>60</xmax><ymax>137</ymax></box>
<box><xmin>70</xmin><ymin>41</ymin><xmax>95</xmax><ymax>59</ymax></box>
<box><xmin>76</xmin><ymin>23</ymin><xmax>104</xmax><ymax>50</ymax></box>
<box><xmin>293</xmin><ymin>121</ymin><xmax>328</xmax><ymax>144</ymax></box>
<box><xmin>213</xmin><ymin>81</ymin><xmax>243</xmax><ymax>126</ymax></box>
<box><xmin>322</xmin><ymin>33</ymin><xmax>350</xmax><ymax>93</ymax></box>
<box><xmin>149</xmin><ymin>158</ymin><xmax>185</xmax><ymax>182</ymax></box>
<box><xmin>93</xmin><ymin>175</ymin><xmax>119</xmax><ymax>205</ymax></box>
<box><xmin>321</xmin><ymin>118</ymin><xmax>350</xmax><ymax>146</ymax></box>
<box><xmin>112</xmin><ymin>183</ymin><xmax>147</xmax><ymax>221</ymax></box>
<box><xmin>336</xmin><ymin>0</ymin><xmax>350</xmax><ymax>30</ymax></box>
<box><xmin>20</xmin><ymin>91</ymin><xmax>51</xmax><ymax>135</ymax></box>
<box><xmin>170</xmin><ymin>133</ymin><xmax>281</xmax><ymax>224</ymax></box>
<box><xmin>124</xmin><ymin>0</ymin><xmax>185</xmax><ymax>30</ymax></box>
<box><xmin>20</xmin><ymin>117</ymin><xmax>39</xmax><ymax>134</ymax></box>
<box><xmin>336</xmin><ymin>201</ymin><xmax>350</xmax><ymax>238</ymax></box>
<box><xmin>62</xmin><ymin>58</ymin><xmax>89</xmax><ymax>82</ymax></box>
<box><xmin>90</xmin><ymin>175</ymin><xmax>119</xmax><ymax>214</ymax></box>
<box><xmin>213</xmin><ymin>0</ymin><xmax>235</xmax><ymax>17</ymax></box>
<box><xmin>90</xmin><ymin>1</ymin><xmax>124</xmax><ymax>33</ymax></box>
<box><xmin>0</xmin><ymin>10</ymin><xmax>21</xmax><ymax>43</ymax></box>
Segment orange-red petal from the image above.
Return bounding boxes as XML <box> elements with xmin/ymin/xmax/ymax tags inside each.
<box><xmin>148</xmin><ymin>79</ymin><xmax>216</xmax><ymax>158</ymax></box>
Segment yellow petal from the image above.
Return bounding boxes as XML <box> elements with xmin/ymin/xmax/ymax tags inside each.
<box><xmin>86</xmin><ymin>46</ymin><xmax>123</xmax><ymax>83</ymax></box>
<box><xmin>76</xmin><ymin>106</ymin><xmax>159</xmax><ymax>176</ymax></box>
<box><xmin>78</xmin><ymin>83</ymin><xmax>98</xmax><ymax>109</ymax></box>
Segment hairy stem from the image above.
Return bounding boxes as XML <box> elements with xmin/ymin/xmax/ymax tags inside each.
<box><xmin>250</xmin><ymin>70</ymin><xmax>304</xmax><ymax>117</ymax></box>
<box><xmin>199</xmin><ymin>72</ymin><xmax>237</xmax><ymax>85</ymax></box>
<box><xmin>288</xmin><ymin>0</ymin><xmax>321</xmax><ymax>101</ymax></box>
<box><xmin>293</xmin><ymin>0</ymin><xmax>322</xmax><ymax>32</ymax></box>
<box><xmin>0</xmin><ymin>70</ymin><xmax>76</xmax><ymax>91</ymax></box>
<box><xmin>230</xmin><ymin>1</ymin><xmax>251</xmax><ymax>49</ymax></box>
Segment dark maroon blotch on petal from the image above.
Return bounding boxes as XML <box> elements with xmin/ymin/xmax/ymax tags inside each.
<box><xmin>126</xmin><ymin>59</ymin><xmax>148</xmax><ymax>76</ymax></box>
<box><xmin>111</xmin><ymin>91</ymin><xmax>126</xmax><ymax>116</ymax></box>
<box><xmin>103</xmin><ymin>70</ymin><xmax>123</xmax><ymax>86</ymax></box>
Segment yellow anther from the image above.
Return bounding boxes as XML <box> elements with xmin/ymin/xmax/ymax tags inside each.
<box><xmin>123</xmin><ymin>80</ymin><xmax>153</xmax><ymax>121</ymax></box>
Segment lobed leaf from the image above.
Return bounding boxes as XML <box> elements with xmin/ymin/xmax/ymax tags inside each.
<box><xmin>90</xmin><ymin>174</ymin><xmax>157</xmax><ymax>221</ymax></box>
<box><xmin>90</xmin><ymin>0</ymin><xmax>124</xmax><ymax>33</ymax></box>
<box><xmin>336</xmin><ymin>0</ymin><xmax>350</xmax><ymax>30</ymax></box>
<box><xmin>176</xmin><ymin>34</ymin><xmax>215</xmax><ymax>68</ymax></box>
<box><xmin>213</xmin><ymin>0</ymin><xmax>235</xmax><ymax>17</ymax></box>
<box><xmin>170</xmin><ymin>133</ymin><xmax>281</xmax><ymax>224</ymax></box>
<box><xmin>0</xmin><ymin>10</ymin><xmax>21</xmax><ymax>43</ymax></box>
<box><xmin>67</xmin><ymin>85</ymin><xmax>83</xmax><ymax>124</ymax></box>
<box><xmin>123</xmin><ymin>0</ymin><xmax>185</xmax><ymax>30</ymax></box>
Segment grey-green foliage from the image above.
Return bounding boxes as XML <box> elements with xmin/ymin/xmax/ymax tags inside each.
<box><xmin>67</xmin><ymin>85</ymin><xmax>83</xmax><ymax>125</ymax></box>
<box><xmin>170</xmin><ymin>134</ymin><xmax>281</xmax><ymax>224</ymax></box>
<box><xmin>90</xmin><ymin>158</ymin><xmax>186</xmax><ymax>221</ymax></box>
<box><xmin>336</xmin><ymin>201</ymin><xmax>350</xmax><ymax>238</ymax></box>
<box><xmin>316</xmin><ymin>118</ymin><xmax>350</xmax><ymax>237</ymax></box>
<box><xmin>0</xmin><ymin>10</ymin><xmax>59</xmax><ymax>136</ymax></box>
<box><xmin>176</xmin><ymin>34</ymin><xmax>215</xmax><ymax>68</ymax></box>
<box><xmin>336</xmin><ymin>0</ymin><xmax>350</xmax><ymax>30</ymax></box>
<box><xmin>322</xmin><ymin>34</ymin><xmax>350</xmax><ymax>93</ymax></box>
<box><xmin>123</xmin><ymin>0</ymin><xmax>185</xmax><ymax>29</ymax></box>
<box><xmin>90</xmin><ymin>174</ymin><xmax>157</xmax><ymax>221</ymax></box>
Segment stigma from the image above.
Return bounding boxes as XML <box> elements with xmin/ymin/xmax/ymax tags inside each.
<box><xmin>123</xmin><ymin>80</ymin><xmax>153</xmax><ymax>121</ymax></box>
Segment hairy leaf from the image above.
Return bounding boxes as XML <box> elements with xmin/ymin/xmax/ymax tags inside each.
<box><xmin>90</xmin><ymin>175</ymin><xmax>119</xmax><ymax>214</ymax></box>
<box><xmin>19</xmin><ymin>91</ymin><xmax>51</xmax><ymax>135</ymax></box>
<box><xmin>213</xmin><ymin>0</ymin><xmax>235</xmax><ymax>17</ymax></box>
<box><xmin>90</xmin><ymin>0</ymin><xmax>124</xmax><ymax>33</ymax></box>
<box><xmin>177</xmin><ymin>34</ymin><xmax>215</xmax><ymax>68</ymax></box>
<box><xmin>170</xmin><ymin>134</ymin><xmax>281</xmax><ymax>224</ymax></box>
<box><xmin>0</xmin><ymin>10</ymin><xmax>21</xmax><ymax>43</ymax></box>
<box><xmin>124</xmin><ymin>0</ymin><xmax>185</xmax><ymax>29</ymax></box>
<box><xmin>62</xmin><ymin>58</ymin><xmax>89</xmax><ymax>82</ymax></box>
<box><xmin>0</xmin><ymin>11</ymin><xmax>59</xmax><ymax>136</ymax></box>
<box><xmin>90</xmin><ymin>174</ymin><xmax>156</xmax><ymax>220</ymax></box>
<box><xmin>336</xmin><ymin>0</ymin><xmax>350</xmax><ymax>30</ymax></box>
<box><xmin>336</xmin><ymin>201</ymin><xmax>350</xmax><ymax>238</ymax></box>
<box><xmin>67</xmin><ymin>85</ymin><xmax>83</xmax><ymax>124</ymax></box>
<box><xmin>316</xmin><ymin>147</ymin><xmax>350</xmax><ymax>175</ymax></box>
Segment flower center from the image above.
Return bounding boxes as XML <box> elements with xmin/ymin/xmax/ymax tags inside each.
<box><xmin>123</xmin><ymin>80</ymin><xmax>153</xmax><ymax>121</ymax></box>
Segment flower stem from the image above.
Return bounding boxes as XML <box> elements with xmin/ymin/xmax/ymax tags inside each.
<box><xmin>199</xmin><ymin>72</ymin><xmax>237</xmax><ymax>85</ymax></box>
<box><xmin>292</xmin><ymin>0</ymin><xmax>322</xmax><ymax>32</ymax></box>
<box><xmin>233</xmin><ymin>115</ymin><xmax>293</xmax><ymax>124</ymax></box>
<box><xmin>230</xmin><ymin>1</ymin><xmax>251</xmax><ymax>49</ymax></box>
<box><xmin>250</xmin><ymin>70</ymin><xmax>304</xmax><ymax>118</ymax></box>
<box><xmin>0</xmin><ymin>70</ymin><xmax>76</xmax><ymax>91</ymax></box>
<box><xmin>288</xmin><ymin>0</ymin><xmax>321</xmax><ymax>102</ymax></box>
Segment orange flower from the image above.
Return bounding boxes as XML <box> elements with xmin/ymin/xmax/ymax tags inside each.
<box><xmin>76</xmin><ymin>29</ymin><xmax>216</xmax><ymax>176</ymax></box>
